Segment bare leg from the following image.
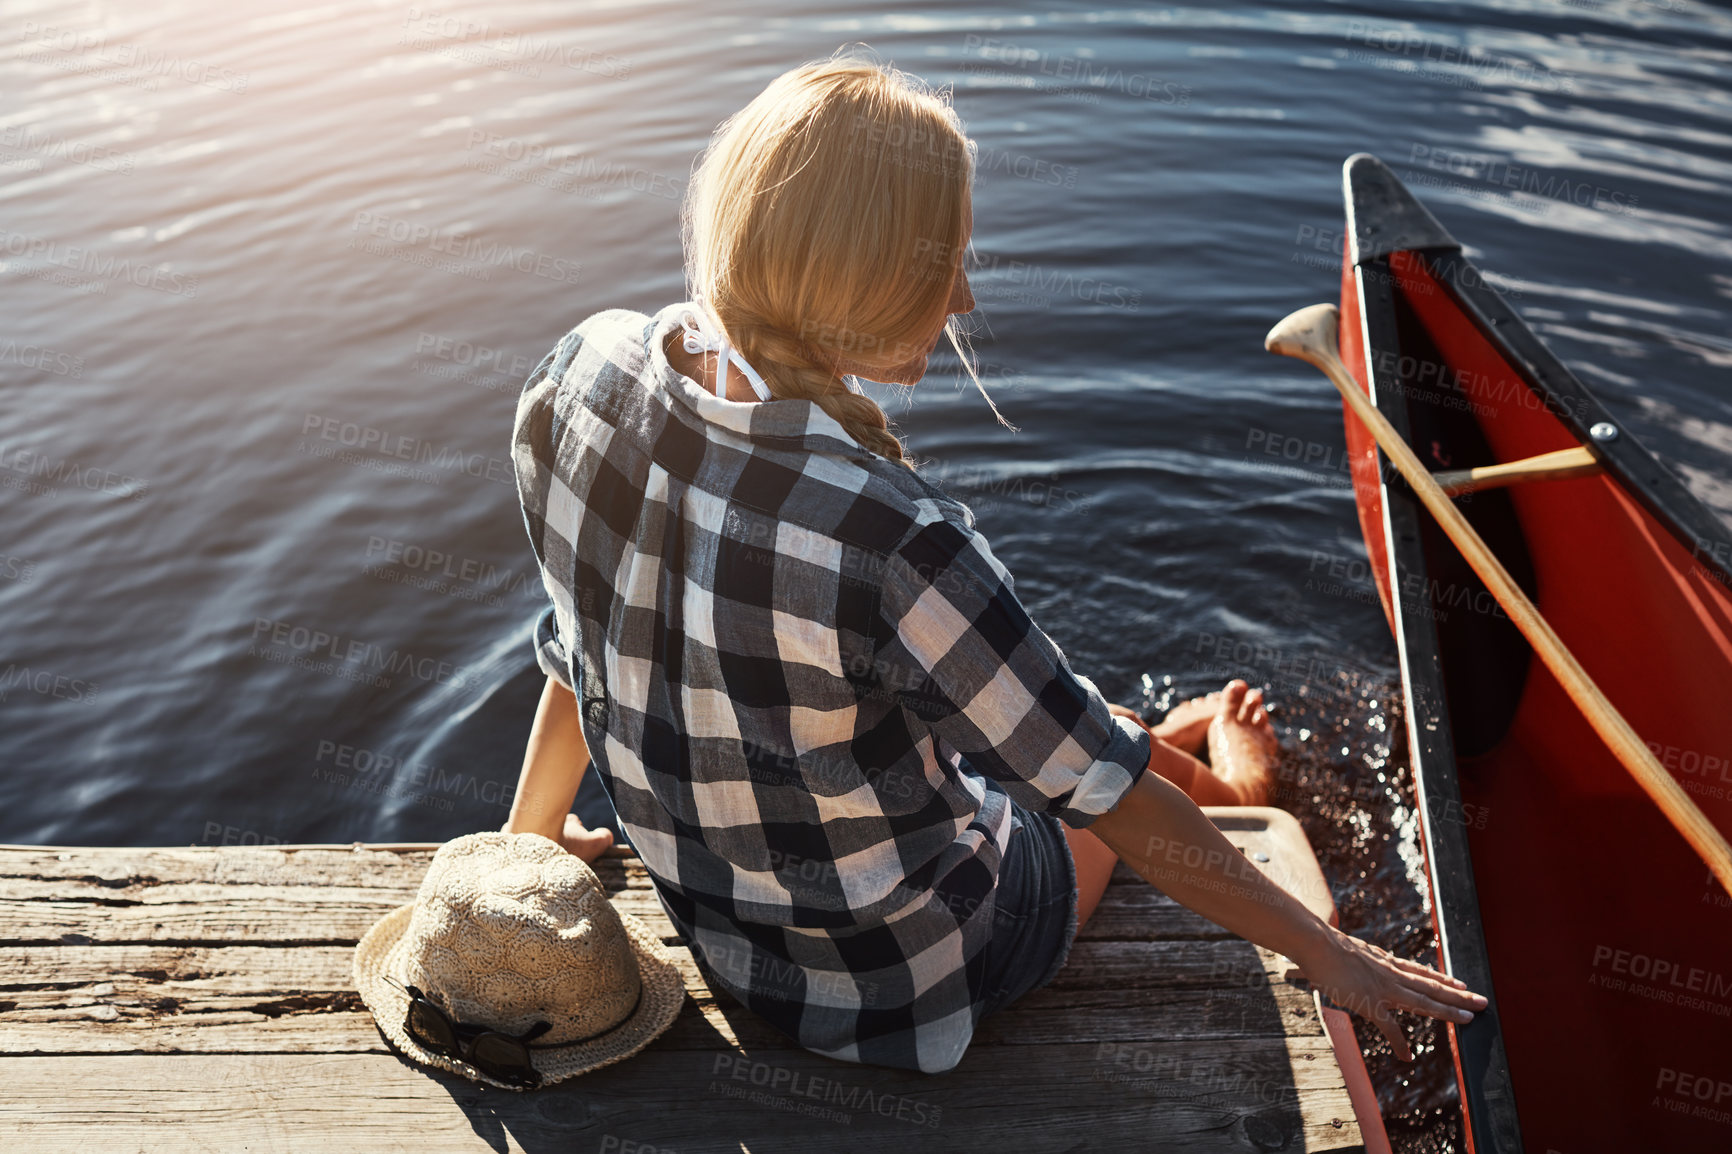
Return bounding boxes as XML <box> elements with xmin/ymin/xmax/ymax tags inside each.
<box><xmin>1111</xmin><ymin>681</ymin><xmax>1278</xmax><ymax>807</ymax></box>
<box><xmin>1063</xmin><ymin>824</ymin><xmax>1120</xmax><ymax>930</ymax></box>
<box><xmin>1149</xmin><ymin>691</ymin><xmax>1221</xmax><ymax>756</ymax></box>
<box><xmin>1065</xmin><ymin>683</ymin><xmax>1279</xmax><ymax>938</ymax></box>
<box><xmin>1149</xmin><ymin>734</ymin><xmax>1245</xmax><ymax>807</ymax></box>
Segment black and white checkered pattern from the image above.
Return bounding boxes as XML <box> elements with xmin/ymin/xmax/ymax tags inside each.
<box><xmin>511</xmin><ymin>302</ymin><xmax>1150</xmax><ymax>1073</ymax></box>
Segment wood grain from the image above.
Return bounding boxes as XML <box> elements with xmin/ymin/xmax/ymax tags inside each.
<box><xmin>0</xmin><ymin>832</ymin><xmax>1368</xmax><ymax>1152</ymax></box>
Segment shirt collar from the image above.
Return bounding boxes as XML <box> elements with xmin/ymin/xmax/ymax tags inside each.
<box><xmin>643</xmin><ymin>301</ymin><xmax>876</xmax><ymax>460</ymax></box>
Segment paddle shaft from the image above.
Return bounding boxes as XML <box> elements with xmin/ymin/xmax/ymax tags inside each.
<box><xmin>1269</xmin><ymin>305</ymin><xmax>1732</xmax><ymax>899</ymax></box>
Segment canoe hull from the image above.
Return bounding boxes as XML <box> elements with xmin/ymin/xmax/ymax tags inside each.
<box><xmin>1335</xmin><ymin>155</ymin><xmax>1732</xmax><ymax>1154</ymax></box>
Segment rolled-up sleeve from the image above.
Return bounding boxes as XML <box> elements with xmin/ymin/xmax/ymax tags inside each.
<box><xmin>533</xmin><ymin>601</ymin><xmax>578</xmax><ymax>694</ymax></box>
<box><xmin>875</xmin><ymin>512</ymin><xmax>1150</xmax><ymax>828</ymax></box>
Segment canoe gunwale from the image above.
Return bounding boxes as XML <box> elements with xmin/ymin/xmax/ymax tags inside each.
<box><xmin>1416</xmin><ymin>252</ymin><xmax>1732</xmax><ymax>593</ymax></box>
<box><xmin>1344</xmin><ymin>253</ymin><xmax>1526</xmax><ymax>1154</ymax></box>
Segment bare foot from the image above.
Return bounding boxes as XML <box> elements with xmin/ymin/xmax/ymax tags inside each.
<box><xmin>1150</xmin><ymin>691</ymin><xmax>1222</xmax><ymax>756</ymax></box>
<box><xmin>1204</xmin><ymin>681</ymin><xmax>1279</xmax><ymax>806</ymax></box>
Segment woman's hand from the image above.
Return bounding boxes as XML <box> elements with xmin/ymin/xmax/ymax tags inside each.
<box><xmin>1284</xmin><ymin>923</ymin><xmax>1487</xmax><ymax>1061</ymax></box>
<box><xmin>555</xmin><ymin>813</ymin><xmax>615</xmax><ymax>862</ymax></box>
<box><xmin>500</xmin><ymin>813</ymin><xmax>615</xmax><ymax>863</ymax></box>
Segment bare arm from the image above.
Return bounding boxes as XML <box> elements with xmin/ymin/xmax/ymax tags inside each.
<box><xmin>1090</xmin><ymin>742</ymin><xmax>1333</xmax><ymax>958</ymax></box>
<box><xmin>1089</xmin><ymin>741</ymin><xmax>1486</xmax><ymax>1060</ymax></box>
<box><xmin>502</xmin><ymin>675</ymin><xmax>613</xmax><ymax>856</ymax></box>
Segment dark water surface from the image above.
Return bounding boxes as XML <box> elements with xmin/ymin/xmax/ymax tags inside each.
<box><xmin>5</xmin><ymin>1</ymin><xmax>1731</xmax><ymax>1148</ymax></box>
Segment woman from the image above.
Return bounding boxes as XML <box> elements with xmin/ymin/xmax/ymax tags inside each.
<box><xmin>503</xmin><ymin>50</ymin><xmax>1484</xmax><ymax>1073</ymax></box>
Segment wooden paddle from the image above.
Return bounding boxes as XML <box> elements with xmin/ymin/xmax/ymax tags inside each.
<box><xmin>1266</xmin><ymin>302</ymin><xmax>1732</xmax><ymax>898</ymax></box>
<box><xmin>1433</xmin><ymin>445</ymin><xmax>1601</xmax><ymax>496</ymax></box>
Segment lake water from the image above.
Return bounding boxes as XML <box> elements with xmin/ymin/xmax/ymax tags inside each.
<box><xmin>4</xmin><ymin>1</ymin><xmax>1730</xmax><ymax>1147</ymax></box>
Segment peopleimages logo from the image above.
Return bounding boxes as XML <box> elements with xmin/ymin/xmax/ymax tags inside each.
<box><xmin>348</xmin><ymin>211</ymin><xmax>581</xmax><ymax>284</ymax></box>
<box><xmin>19</xmin><ymin>19</ymin><xmax>251</xmax><ymax>93</ymax></box>
<box><xmin>962</xmin><ymin>34</ymin><xmax>1191</xmax><ymax>105</ymax></box>
<box><xmin>310</xmin><ymin>739</ymin><xmax>514</xmax><ymax>811</ymax></box>
<box><xmin>0</xmin><ymin>227</ymin><xmax>198</xmax><ymax>297</ymax></box>
<box><xmin>706</xmin><ymin>1054</ymin><xmax>940</xmax><ymax>1127</ymax></box>
<box><xmin>0</xmin><ymin>664</ymin><xmax>100</xmax><ymax>704</ymax></box>
<box><xmin>1405</xmin><ymin>143</ymin><xmax>1637</xmax><ymax>216</ymax></box>
<box><xmin>1343</xmin><ymin>23</ymin><xmax>1574</xmax><ymax>94</ymax></box>
<box><xmin>248</xmin><ymin>617</ymin><xmax>483</xmax><ymax>689</ymax></box>
<box><xmin>0</xmin><ymin>124</ymin><xmax>134</xmax><ymax>174</ymax></box>
<box><xmin>1654</xmin><ymin>1066</ymin><xmax>1732</xmax><ymax>1127</ymax></box>
<box><xmin>400</xmin><ymin>7</ymin><xmax>632</xmax><ymax>79</ymax></box>
<box><xmin>0</xmin><ymin>442</ymin><xmax>149</xmax><ymax>500</ymax></box>
<box><xmin>461</xmin><ymin>131</ymin><xmax>683</xmax><ymax>201</ymax></box>
<box><xmin>1590</xmin><ymin>944</ymin><xmax>1732</xmax><ymax>1000</ymax></box>
<box><xmin>961</xmin><ymin>248</ymin><xmax>1143</xmax><ymax>312</ymax></box>
<box><xmin>0</xmin><ymin>339</ymin><xmax>84</xmax><ymax>377</ymax></box>
<box><xmin>298</xmin><ymin>412</ymin><xmax>515</xmax><ymax>486</ymax></box>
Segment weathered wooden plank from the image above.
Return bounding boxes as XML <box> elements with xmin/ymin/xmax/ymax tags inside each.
<box><xmin>0</xmin><ymin>940</ymin><xmax>1295</xmax><ymax>1012</ymax></box>
<box><xmin>0</xmin><ymin>888</ymin><xmax>1219</xmax><ymax>948</ymax></box>
<box><xmin>1076</xmin><ymin>901</ymin><xmax>1232</xmax><ymax>941</ymax></box>
<box><xmin>0</xmin><ymin>938</ymin><xmax>1289</xmax><ymax>1001</ymax></box>
<box><xmin>0</xmin><ymin>888</ymin><xmax>682</xmax><ymax>946</ymax></box>
<box><xmin>0</xmin><ymin>937</ymin><xmax>1313</xmax><ymax>1050</ymax></box>
<box><xmin>0</xmin><ymin>845</ymin><xmax>643</xmax><ymax>888</ymax></box>
<box><xmin>0</xmin><ymin>832</ymin><xmax>1369</xmax><ymax>1152</ymax></box>
<box><xmin>0</xmin><ymin>941</ymin><xmax>1315</xmax><ymax>1055</ymax></box>
<box><xmin>0</xmin><ymin>989</ymin><xmax>1318</xmax><ymax>1058</ymax></box>
<box><xmin>1043</xmin><ymin>939</ymin><xmax>1281</xmax><ymax>992</ymax></box>
<box><xmin>0</xmin><ymin>1046</ymin><xmax>1363</xmax><ymax>1153</ymax></box>
<box><xmin>0</xmin><ymin>851</ymin><xmax>1223</xmax><ymax>945</ymax></box>
<box><xmin>0</xmin><ymin>1002</ymin><xmax>786</xmax><ymax>1056</ymax></box>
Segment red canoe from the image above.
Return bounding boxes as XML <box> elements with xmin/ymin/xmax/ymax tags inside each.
<box><xmin>1332</xmin><ymin>154</ymin><xmax>1732</xmax><ymax>1153</ymax></box>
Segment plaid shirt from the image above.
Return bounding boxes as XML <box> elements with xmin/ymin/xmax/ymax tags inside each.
<box><xmin>511</xmin><ymin>302</ymin><xmax>1150</xmax><ymax>1073</ymax></box>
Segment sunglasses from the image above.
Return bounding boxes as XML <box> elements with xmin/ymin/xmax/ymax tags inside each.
<box><xmin>383</xmin><ymin>975</ymin><xmax>551</xmax><ymax>1088</ymax></box>
<box><xmin>381</xmin><ymin>974</ymin><xmax>645</xmax><ymax>1090</ymax></box>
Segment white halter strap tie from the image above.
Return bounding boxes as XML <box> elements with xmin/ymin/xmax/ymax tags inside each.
<box><xmin>678</xmin><ymin>306</ymin><xmax>774</xmax><ymax>402</ymax></box>
<box><xmin>677</xmin><ymin>303</ymin><xmax>868</xmax><ymax>402</ymax></box>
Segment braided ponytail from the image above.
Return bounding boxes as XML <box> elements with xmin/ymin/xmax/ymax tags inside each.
<box><xmin>722</xmin><ymin>314</ymin><xmax>909</xmax><ymax>464</ymax></box>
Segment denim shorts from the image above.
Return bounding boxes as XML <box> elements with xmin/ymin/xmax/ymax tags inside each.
<box><xmin>976</xmin><ymin>797</ymin><xmax>1080</xmax><ymax>1018</ymax></box>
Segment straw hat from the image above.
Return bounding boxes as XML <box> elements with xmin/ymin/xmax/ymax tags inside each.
<box><xmin>353</xmin><ymin>831</ymin><xmax>686</xmax><ymax>1090</ymax></box>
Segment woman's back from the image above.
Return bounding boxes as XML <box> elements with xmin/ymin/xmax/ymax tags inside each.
<box><xmin>511</xmin><ymin>300</ymin><xmax>1152</xmax><ymax>1072</ymax></box>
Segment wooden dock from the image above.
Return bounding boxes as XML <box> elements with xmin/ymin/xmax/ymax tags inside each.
<box><xmin>0</xmin><ymin>809</ymin><xmax>1371</xmax><ymax>1152</ymax></box>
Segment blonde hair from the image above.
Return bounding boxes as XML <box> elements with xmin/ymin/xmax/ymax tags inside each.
<box><xmin>681</xmin><ymin>49</ymin><xmax>1007</xmax><ymax>468</ymax></box>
